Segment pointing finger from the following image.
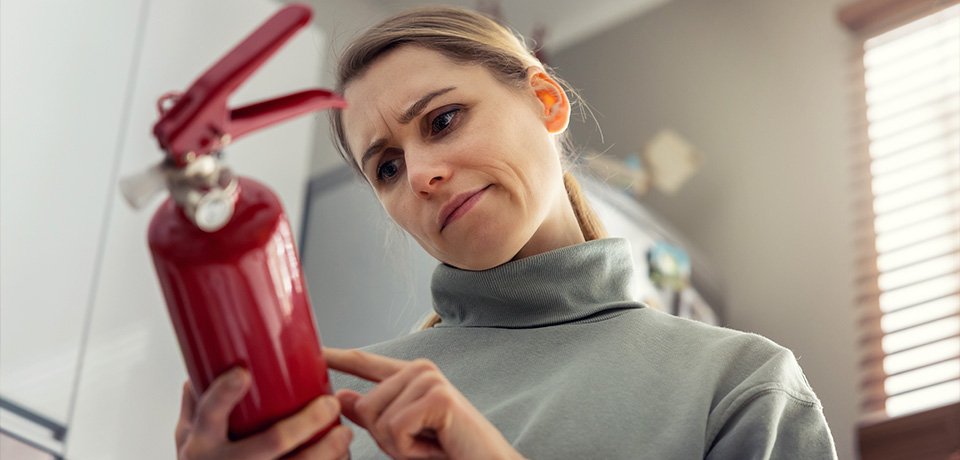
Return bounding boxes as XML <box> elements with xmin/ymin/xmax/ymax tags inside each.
<box><xmin>324</xmin><ymin>348</ymin><xmax>407</xmax><ymax>383</ymax></box>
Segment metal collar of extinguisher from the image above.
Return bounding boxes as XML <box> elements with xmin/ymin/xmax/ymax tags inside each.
<box><xmin>167</xmin><ymin>154</ymin><xmax>239</xmax><ymax>233</ymax></box>
<box><xmin>118</xmin><ymin>153</ymin><xmax>238</xmax><ymax>233</ymax></box>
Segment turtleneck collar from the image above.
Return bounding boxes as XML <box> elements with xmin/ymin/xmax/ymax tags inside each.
<box><xmin>430</xmin><ymin>238</ymin><xmax>645</xmax><ymax>328</ymax></box>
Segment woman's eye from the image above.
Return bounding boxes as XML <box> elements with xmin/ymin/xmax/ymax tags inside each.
<box><xmin>430</xmin><ymin>108</ymin><xmax>460</xmax><ymax>134</ymax></box>
<box><xmin>376</xmin><ymin>159</ymin><xmax>401</xmax><ymax>182</ymax></box>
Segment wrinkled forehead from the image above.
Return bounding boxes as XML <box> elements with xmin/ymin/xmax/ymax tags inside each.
<box><xmin>340</xmin><ymin>47</ymin><xmax>463</xmax><ymax>161</ymax></box>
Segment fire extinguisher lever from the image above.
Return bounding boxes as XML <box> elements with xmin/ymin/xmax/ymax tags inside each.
<box><xmin>229</xmin><ymin>89</ymin><xmax>339</xmax><ymax>141</ymax></box>
<box><xmin>121</xmin><ymin>4</ymin><xmax>346</xmax><ymax>218</ymax></box>
<box><xmin>152</xmin><ymin>3</ymin><xmax>347</xmax><ymax>167</ymax></box>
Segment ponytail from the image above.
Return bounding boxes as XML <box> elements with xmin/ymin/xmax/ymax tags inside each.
<box><xmin>420</xmin><ymin>312</ymin><xmax>444</xmax><ymax>329</ymax></box>
<box><xmin>563</xmin><ymin>172</ymin><xmax>608</xmax><ymax>241</ymax></box>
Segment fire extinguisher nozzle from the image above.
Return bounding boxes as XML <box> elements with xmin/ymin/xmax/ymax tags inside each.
<box><xmin>119</xmin><ymin>162</ymin><xmax>168</xmax><ymax>210</ymax></box>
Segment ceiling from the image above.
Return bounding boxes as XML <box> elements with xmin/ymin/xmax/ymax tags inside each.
<box><xmin>363</xmin><ymin>0</ymin><xmax>674</xmax><ymax>52</ymax></box>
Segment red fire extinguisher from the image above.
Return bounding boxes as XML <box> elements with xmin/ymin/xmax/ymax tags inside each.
<box><xmin>119</xmin><ymin>3</ymin><xmax>347</xmax><ymax>446</ymax></box>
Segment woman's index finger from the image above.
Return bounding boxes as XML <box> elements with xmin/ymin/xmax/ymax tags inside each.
<box><xmin>323</xmin><ymin>347</ymin><xmax>406</xmax><ymax>383</ymax></box>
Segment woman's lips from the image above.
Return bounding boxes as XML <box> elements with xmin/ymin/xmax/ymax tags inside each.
<box><xmin>439</xmin><ymin>185</ymin><xmax>490</xmax><ymax>231</ymax></box>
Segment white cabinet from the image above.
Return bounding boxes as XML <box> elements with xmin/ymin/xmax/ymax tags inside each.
<box><xmin>0</xmin><ymin>0</ymin><xmax>324</xmax><ymax>458</ymax></box>
<box><xmin>0</xmin><ymin>0</ymin><xmax>145</xmax><ymax>432</ymax></box>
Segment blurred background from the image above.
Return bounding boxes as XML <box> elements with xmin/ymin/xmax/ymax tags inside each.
<box><xmin>1</xmin><ymin>0</ymin><xmax>957</xmax><ymax>459</ymax></box>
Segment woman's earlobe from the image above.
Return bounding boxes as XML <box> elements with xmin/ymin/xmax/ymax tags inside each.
<box><xmin>544</xmin><ymin>100</ymin><xmax>570</xmax><ymax>134</ymax></box>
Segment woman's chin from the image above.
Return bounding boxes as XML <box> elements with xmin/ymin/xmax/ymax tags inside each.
<box><xmin>441</xmin><ymin>251</ymin><xmax>514</xmax><ymax>271</ymax></box>
<box><xmin>436</xmin><ymin>238</ymin><xmax>526</xmax><ymax>271</ymax></box>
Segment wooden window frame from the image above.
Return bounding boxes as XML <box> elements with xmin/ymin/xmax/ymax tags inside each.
<box><xmin>839</xmin><ymin>0</ymin><xmax>959</xmax><ymax>35</ymax></box>
<box><xmin>838</xmin><ymin>0</ymin><xmax>960</xmax><ymax>459</ymax></box>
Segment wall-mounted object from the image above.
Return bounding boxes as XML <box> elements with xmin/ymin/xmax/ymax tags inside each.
<box><xmin>647</xmin><ymin>241</ymin><xmax>691</xmax><ymax>292</ymax></box>
<box><xmin>583</xmin><ymin>129</ymin><xmax>703</xmax><ymax>198</ymax></box>
<box><xmin>642</xmin><ymin>129</ymin><xmax>704</xmax><ymax>195</ymax></box>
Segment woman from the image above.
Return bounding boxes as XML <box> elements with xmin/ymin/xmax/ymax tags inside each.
<box><xmin>175</xmin><ymin>7</ymin><xmax>838</xmax><ymax>460</ymax></box>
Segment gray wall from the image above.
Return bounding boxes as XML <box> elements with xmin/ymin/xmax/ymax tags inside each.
<box><xmin>301</xmin><ymin>167</ymin><xmax>437</xmax><ymax>349</ymax></box>
<box><xmin>553</xmin><ymin>1</ymin><xmax>860</xmax><ymax>458</ymax></box>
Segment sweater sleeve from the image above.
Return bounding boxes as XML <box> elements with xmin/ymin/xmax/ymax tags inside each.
<box><xmin>705</xmin><ymin>385</ymin><xmax>838</xmax><ymax>460</ymax></box>
<box><xmin>704</xmin><ymin>344</ymin><xmax>838</xmax><ymax>460</ymax></box>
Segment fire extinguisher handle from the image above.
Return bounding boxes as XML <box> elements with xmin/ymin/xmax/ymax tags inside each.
<box><xmin>152</xmin><ymin>3</ymin><xmax>347</xmax><ymax>167</ymax></box>
<box><xmin>229</xmin><ymin>89</ymin><xmax>345</xmax><ymax>140</ymax></box>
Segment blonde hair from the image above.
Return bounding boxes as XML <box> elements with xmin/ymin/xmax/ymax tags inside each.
<box><xmin>329</xmin><ymin>7</ymin><xmax>608</xmax><ymax>329</ymax></box>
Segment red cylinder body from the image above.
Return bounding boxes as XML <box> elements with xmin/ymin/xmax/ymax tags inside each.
<box><xmin>148</xmin><ymin>177</ymin><xmax>336</xmax><ymax>443</ymax></box>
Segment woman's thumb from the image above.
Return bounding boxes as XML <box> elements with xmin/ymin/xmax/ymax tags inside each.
<box><xmin>334</xmin><ymin>389</ymin><xmax>366</xmax><ymax>429</ymax></box>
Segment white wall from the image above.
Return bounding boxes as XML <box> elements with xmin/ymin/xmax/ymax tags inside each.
<box><xmin>0</xmin><ymin>0</ymin><xmax>145</xmax><ymax>428</ymax></box>
<box><xmin>1</xmin><ymin>0</ymin><xmax>335</xmax><ymax>458</ymax></box>
<box><xmin>553</xmin><ymin>0</ymin><xmax>861</xmax><ymax>458</ymax></box>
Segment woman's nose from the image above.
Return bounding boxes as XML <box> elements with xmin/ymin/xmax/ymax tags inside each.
<box><xmin>406</xmin><ymin>150</ymin><xmax>450</xmax><ymax>198</ymax></box>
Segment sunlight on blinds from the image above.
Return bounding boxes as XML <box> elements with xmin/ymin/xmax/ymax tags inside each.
<box><xmin>863</xmin><ymin>3</ymin><xmax>960</xmax><ymax>419</ymax></box>
<box><xmin>883</xmin><ymin>337</ymin><xmax>959</xmax><ymax>375</ymax></box>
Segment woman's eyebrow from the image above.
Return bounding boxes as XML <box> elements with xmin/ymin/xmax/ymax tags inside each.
<box><xmin>360</xmin><ymin>86</ymin><xmax>457</xmax><ymax>171</ymax></box>
<box><xmin>398</xmin><ymin>87</ymin><xmax>456</xmax><ymax>124</ymax></box>
<box><xmin>360</xmin><ymin>138</ymin><xmax>388</xmax><ymax>172</ymax></box>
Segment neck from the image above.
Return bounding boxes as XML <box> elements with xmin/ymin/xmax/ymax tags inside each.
<box><xmin>512</xmin><ymin>188</ymin><xmax>585</xmax><ymax>261</ymax></box>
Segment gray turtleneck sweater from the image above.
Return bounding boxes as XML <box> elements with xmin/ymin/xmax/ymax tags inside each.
<box><xmin>331</xmin><ymin>238</ymin><xmax>838</xmax><ymax>459</ymax></box>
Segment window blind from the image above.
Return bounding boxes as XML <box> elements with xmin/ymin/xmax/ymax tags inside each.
<box><xmin>848</xmin><ymin>2</ymin><xmax>960</xmax><ymax>421</ymax></box>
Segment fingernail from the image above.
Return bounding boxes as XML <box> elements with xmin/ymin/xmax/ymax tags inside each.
<box><xmin>229</xmin><ymin>368</ymin><xmax>247</xmax><ymax>389</ymax></box>
<box><xmin>322</xmin><ymin>396</ymin><xmax>338</xmax><ymax>411</ymax></box>
<box><xmin>339</xmin><ymin>426</ymin><xmax>353</xmax><ymax>442</ymax></box>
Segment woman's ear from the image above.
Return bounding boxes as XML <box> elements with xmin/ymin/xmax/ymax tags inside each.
<box><xmin>528</xmin><ymin>69</ymin><xmax>570</xmax><ymax>134</ymax></box>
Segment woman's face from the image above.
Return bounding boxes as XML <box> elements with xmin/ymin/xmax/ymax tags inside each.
<box><xmin>341</xmin><ymin>46</ymin><xmax>583</xmax><ymax>270</ymax></box>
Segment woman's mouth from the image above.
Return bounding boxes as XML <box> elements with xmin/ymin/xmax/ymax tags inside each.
<box><xmin>439</xmin><ymin>185</ymin><xmax>490</xmax><ymax>231</ymax></box>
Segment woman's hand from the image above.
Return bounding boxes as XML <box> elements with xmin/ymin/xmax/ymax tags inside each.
<box><xmin>324</xmin><ymin>348</ymin><xmax>525</xmax><ymax>460</ymax></box>
<box><xmin>175</xmin><ymin>368</ymin><xmax>353</xmax><ymax>460</ymax></box>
